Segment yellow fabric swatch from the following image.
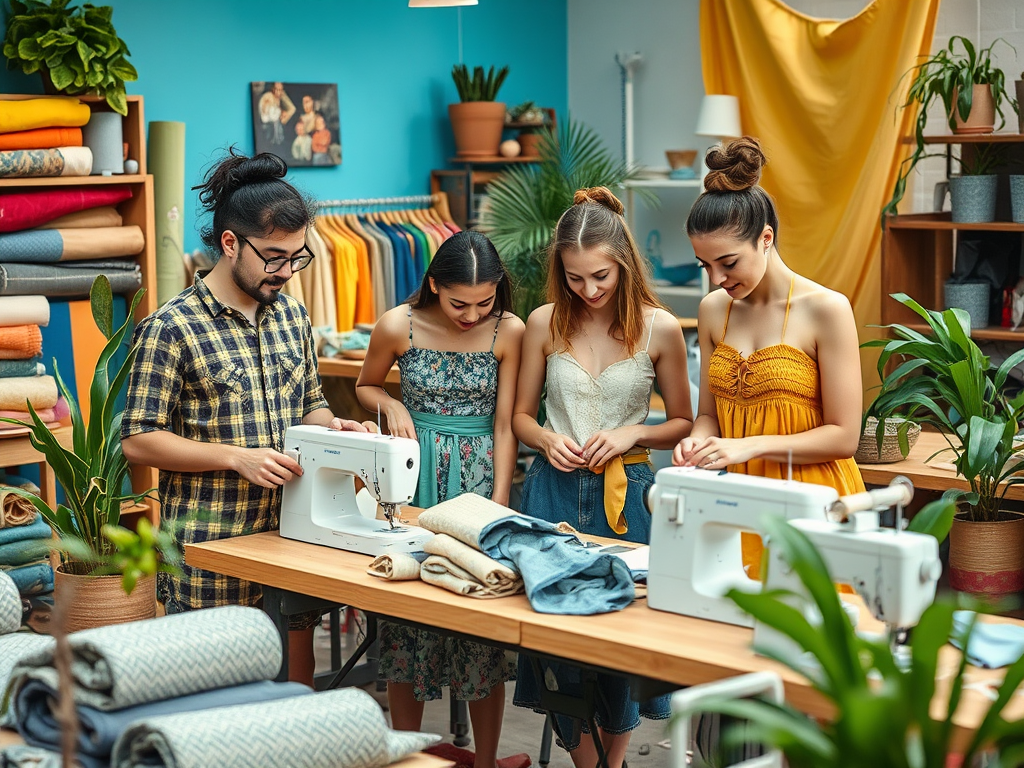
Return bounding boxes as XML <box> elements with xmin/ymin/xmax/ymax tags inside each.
<box><xmin>0</xmin><ymin>98</ymin><xmax>91</xmax><ymax>133</ymax></box>
<box><xmin>592</xmin><ymin>452</ymin><xmax>651</xmax><ymax>535</ymax></box>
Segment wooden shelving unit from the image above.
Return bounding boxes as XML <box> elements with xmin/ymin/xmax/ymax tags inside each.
<box><xmin>881</xmin><ymin>132</ymin><xmax>1024</xmax><ymax>340</ymax></box>
<box><xmin>0</xmin><ymin>94</ymin><xmax>158</xmax><ymax>526</ymax></box>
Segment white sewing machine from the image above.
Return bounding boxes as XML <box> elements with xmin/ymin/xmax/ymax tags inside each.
<box><xmin>279</xmin><ymin>425</ymin><xmax>432</xmax><ymax>557</ymax></box>
<box><xmin>646</xmin><ymin>468</ymin><xmax>918</xmax><ymax>627</ymax></box>
<box><xmin>754</xmin><ymin>510</ymin><xmax>942</xmax><ymax>662</ymax></box>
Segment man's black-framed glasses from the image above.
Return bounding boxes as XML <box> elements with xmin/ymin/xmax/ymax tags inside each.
<box><xmin>237</xmin><ymin>233</ymin><xmax>315</xmax><ymax>274</ymax></box>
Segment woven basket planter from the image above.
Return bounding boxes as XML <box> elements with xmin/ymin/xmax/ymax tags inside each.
<box><xmin>54</xmin><ymin>568</ymin><xmax>156</xmax><ymax>634</ymax></box>
<box><xmin>854</xmin><ymin>417</ymin><xmax>921</xmax><ymax>464</ymax></box>
<box><xmin>949</xmin><ymin>511</ymin><xmax>1024</xmax><ymax>597</ymax></box>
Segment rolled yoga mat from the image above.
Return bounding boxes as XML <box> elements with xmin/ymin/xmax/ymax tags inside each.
<box><xmin>110</xmin><ymin>687</ymin><xmax>440</xmax><ymax>768</ymax></box>
<box><xmin>36</xmin><ymin>206</ymin><xmax>122</xmax><ymax>230</ymax></box>
<box><xmin>0</xmin><ymin>186</ymin><xmax>132</xmax><ymax>232</ymax></box>
<box><xmin>0</xmin><ymin>147</ymin><xmax>92</xmax><ymax>178</ymax></box>
<box><xmin>0</xmin><ymin>226</ymin><xmax>145</xmax><ymax>262</ymax></box>
<box><xmin>8</xmin><ymin>605</ymin><xmax>283</xmax><ymax>711</ymax></box>
<box><xmin>0</xmin><ymin>375</ymin><xmax>57</xmax><ymax>410</ymax></box>
<box><xmin>81</xmin><ymin>112</ymin><xmax>123</xmax><ymax>175</ymax></box>
<box><xmin>0</xmin><ymin>297</ymin><xmax>49</xmax><ymax>327</ymax></box>
<box><xmin>0</xmin><ymin>98</ymin><xmax>90</xmax><ymax>133</ymax></box>
<box><xmin>0</xmin><ymin>325</ymin><xmax>42</xmax><ymax>357</ymax></box>
<box><xmin>0</xmin><ymin>262</ymin><xmax>141</xmax><ymax>297</ymax></box>
<box><xmin>148</xmin><ymin>121</ymin><xmax>186</xmax><ymax>306</ymax></box>
<box><xmin>0</xmin><ymin>127</ymin><xmax>82</xmax><ymax>152</ymax></box>
<box><xmin>16</xmin><ymin>681</ymin><xmax>312</xmax><ymax>768</ymax></box>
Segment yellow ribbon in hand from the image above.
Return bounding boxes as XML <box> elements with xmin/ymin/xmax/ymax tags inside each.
<box><xmin>591</xmin><ymin>452</ymin><xmax>651</xmax><ymax>535</ymax></box>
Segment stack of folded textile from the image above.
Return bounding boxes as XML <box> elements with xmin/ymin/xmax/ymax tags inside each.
<box><xmin>0</xmin><ymin>479</ymin><xmax>54</xmax><ymax>601</ymax></box>
<box><xmin>1</xmin><ymin>605</ymin><xmax>438</xmax><ymax>768</ymax></box>
<box><xmin>0</xmin><ymin>98</ymin><xmax>92</xmax><ymax>180</ymax></box>
<box><xmin>0</xmin><ymin>570</ymin><xmax>53</xmax><ymax>730</ymax></box>
<box><xmin>0</xmin><ymin>296</ymin><xmax>60</xmax><ymax>433</ymax></box>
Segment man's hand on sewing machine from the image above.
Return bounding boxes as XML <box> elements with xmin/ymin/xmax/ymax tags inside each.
<box><xmin>233</xmin><ymin>447</ymin><xmax>303</xmax><ymax>488</ymax></box>
<box><xmin>327</xmin><ymin>417</ymin><xmax>378</xmax><ymax>433</ymax></box>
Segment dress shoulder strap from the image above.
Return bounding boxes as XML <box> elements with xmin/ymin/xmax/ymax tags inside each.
<box><xmin>781</xmin><ymin>277</ymin><xmax>795</xmax><ymax>344</ymax></box>
<box><xmin>489</xmin><ymin>314</ymin><xmax>502</xmax><ymax>353</ymax></box>
<box><xmin>407</xmin><ymin>306</ymin><xmax>414</xmax><ymax>345</ymax></box>
<box><xmin>645</xmin><ymin>308</ymin><xmax>659</xmax><ymax>352</ymax></box>
<box><xmin>721</xmin><ymin>299</ymin><xmax>734</xmax><ymax>341</ymax></box>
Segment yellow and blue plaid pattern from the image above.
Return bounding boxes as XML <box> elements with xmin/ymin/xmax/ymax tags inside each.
<box><xmin>122</xmin><ymin>274</ymin><xmax>328</xmax><ymax>613</ymax></box>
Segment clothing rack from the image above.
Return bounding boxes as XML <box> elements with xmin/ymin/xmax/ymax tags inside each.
<box><xmin>316</xmin><ymin>194</ymin><xmax>437</xmax><ymax>209</ymax></box>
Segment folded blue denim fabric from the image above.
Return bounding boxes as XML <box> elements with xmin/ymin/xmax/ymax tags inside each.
<box><xmin>8</xmin><ymin>605</ymin><xmax>281</xmax><ymax>711</ymax></box>
<box><xmin>0</xmin><ymin>538</ymin><xmax>50</xmax><ymax>568</ymax></box>
<box><xmin>478</xmin><ymin>514</ymin><xmax>635</xmax><ymax>615</ymax></box>
<box><xmin>4</xmin><ymin>562</ymin><xmax>51</xmax><ymax>596</ymax></box>
<box><xmin>110</xmin><ymin>687</ymin><xmax>440</xmax><ymax>768</ymax></box>
<box><xmin>951</xmin><ymin>610</ymin><xmax>1024</xmax><ymax>669</ymax></box>
<box><xmin>0</xmin><ymin>518</ymin><xmax>50</xmax><ymax>547</ymax></box>
<box><xmin>0</xmin><ymin>572</ymin><xmax>20</xmax><ymax>634</ymax></box>
<box><xmin>16</xmin><ymin>679</ymin><xmax>312</xmax><ymax>768</ymax></box>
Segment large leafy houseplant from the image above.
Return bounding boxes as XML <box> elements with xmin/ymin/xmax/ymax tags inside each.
<box><xmin>480</xmin><ymin>117</ymin><xmax>648</xmax><ymax>318</ymax></box>
<box><xmin>0</xmin><ymin>277</ymin><xmax>150</xmax><ymax>574</ymax></box>
<box><xmin>882</xmin><ymin>36</ymin><xmax>1016</xmax><ymax>221</ymax></box>
<box><xmin>2</xmin><ymin>0</ymin><xmax>138</xmax><ymax>115</ymax></box>
<box><xmin>864</xmin><ymin>293</ymin><xmax>1024</xmax><ymax>523</ymax></box>
<box><xmin>678</xmin><ymin>511</ymin><xmax>1024</xmax><ymax>768</ymax></box>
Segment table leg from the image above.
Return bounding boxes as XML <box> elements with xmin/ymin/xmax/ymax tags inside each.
<box><xmin>37</xmin><ymin>460</ymin><xmax>56</xmax><ymax>510</ymax></box>
<box><xmin>261</xmin><ymin>585</ymin><xmax>291</xmax><ymax>683</ymax></box>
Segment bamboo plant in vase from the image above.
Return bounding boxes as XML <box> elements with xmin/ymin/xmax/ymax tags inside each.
<box><xmin>0</xmin><ymin>277</ymin><xmax>156</xmax><ymax>632</ymax></box>
<box><xmin>864</xmin><ymin>292</ymin><xmax>1024</xmax><ymax>597</ymax></box>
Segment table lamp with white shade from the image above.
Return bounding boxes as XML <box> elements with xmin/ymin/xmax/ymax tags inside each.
<box><xmin>694</xmin><ymin>94</ymin><xmax>742</xmax><ymax>180</ymax></box>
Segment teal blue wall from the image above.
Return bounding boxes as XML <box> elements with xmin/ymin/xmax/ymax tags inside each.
<box><xmin>0</xmin><ymin>0</ymin><xmax>568</xmax><ymax>253</ymax></box>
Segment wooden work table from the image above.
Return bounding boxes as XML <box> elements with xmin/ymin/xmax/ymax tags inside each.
<box><xmin>858</xmin><ymin>430</ymin><xmax>1024</xmax><ymax>501</ymax></box>
<box><xmin>185</xmin><ymin>525</ymin><xmax>1024</xmax><ymax>752</ymax></box>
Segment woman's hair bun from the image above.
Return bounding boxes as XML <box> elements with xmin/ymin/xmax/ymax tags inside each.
<box><xmin>573</xmin><ymin>186</ymin><xmax>624</xmax><ymax>216</ymax></box>
<box><xmin>703</xmin><ymin>136</ymin><xmax>766</xmax><ymax>193</ymax></box>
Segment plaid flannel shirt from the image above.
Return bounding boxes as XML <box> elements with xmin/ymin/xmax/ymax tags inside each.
<box><xmin>122</xmin><ymin>273</ymin><xmax>328</xmax><ymax>612</ymax></box>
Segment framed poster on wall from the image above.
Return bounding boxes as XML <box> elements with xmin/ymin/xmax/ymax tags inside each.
<box><xmin>250</xmin><ymin>81</ymin><xmax>341</xmax><ymax>167</ymax></box>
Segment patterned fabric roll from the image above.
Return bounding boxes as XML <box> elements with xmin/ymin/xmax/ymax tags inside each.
<box><xmin>8</xmin><ymin>605</ymin><xmax>283</xmax><ymax>711</ymax></box>
<box><xmin>110</xmin><ymin>688</ymin><xmax>440</xmax><ymax>768</ymax></box>
<box><xmin>0</xmin><ymin>572</ymin><xmax>21</xmax><ymax>634</ymax></box>
<box><xmin>0</xmin><ymin>147</ymin><xmax>92</xmax><ymax>179</ymax></box>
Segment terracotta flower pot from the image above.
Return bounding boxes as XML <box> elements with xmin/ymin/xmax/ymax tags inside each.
<box><xmin>518</xmin><ymin>132</ymin><xmax>542</xmax><ymax>158</ymax></box>
<box><xmin>449</xmin><ymin>101</ymin><xmax>506</xmax><ymax>158</ymax></box>
<box><xmin>948</xmin><ymin>510</ymin><xmax>1024</xmax><ymax>597</ymax></box>
<box><xmin>952</xmin><ymin>83</ymin><xmax>996</xmax><ymax>135</ymax></box>
<box><xmin>54</xmin><ymin>566</ymin><xmax>156</xmax><ymax>634</ymax></box>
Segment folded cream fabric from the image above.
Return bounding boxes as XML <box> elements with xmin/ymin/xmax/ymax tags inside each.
<box><xmin>420</xmin><ymin>555</ymin><xmax>499</xmax><ymax>598</ymax></box>
<box><xmin>0</xmin><ymin>297</ymin><xmax>48</xmax><ymax>328</ymax></box>
<box><xmin>423</xmin><ymin>533</ymin><xmax>521</xmax><ymax>595</ymax></box>
<box><xmin>415</xmin><ymin>493</ymin><xmax>517</xmax><ymax>550</ymax></box>
<box><xmin>0</xmin><ymin>375</ymin><xmax>56</xmax><ymax>411</ymax></box>
<box><xmin>367</xmin><ymin>552</ymin><xmax>421</xmax><ymax>581</ymax></box>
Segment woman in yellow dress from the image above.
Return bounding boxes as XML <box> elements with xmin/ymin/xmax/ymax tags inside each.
<box><xmin>673</xmin><ymin>136</ymin><xmax>865</xmax><ymax>575</ymax></box>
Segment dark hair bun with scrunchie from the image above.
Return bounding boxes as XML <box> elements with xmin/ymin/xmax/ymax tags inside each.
<box><xmin>573</xmin><ymin>186</ymin><xmax>625</xmax><ymax>216</ymax></box>
<box><xmin>195</xmin><ymin>148</ymin><xmax>289</xmax><ymax>210</ymax></box>
<box><xmin>702</xmin><ymin>137</ymin><xmax>766</xmax><ymax>194</ymax></box>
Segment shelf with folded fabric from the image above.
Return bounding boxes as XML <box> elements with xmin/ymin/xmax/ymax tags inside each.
<box><xmin>0</xmin><ymin>94</ymin><xmax>158</xmax><ymax>527</ymax></box>
<box><xmin>0</xmin><ymin>426</ymin><xmax>73</xmax><ymax>510</ymax></box>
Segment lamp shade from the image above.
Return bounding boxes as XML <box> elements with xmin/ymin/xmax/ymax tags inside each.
<box><xmin>409</xmin><ymin>0</ymin><xmax>478</xmax><ymax>6</ymax></box>
<box><xmin>694</xmin><ymin>95</ymin><xmax>741</xmax><ymax>139</ymax></box>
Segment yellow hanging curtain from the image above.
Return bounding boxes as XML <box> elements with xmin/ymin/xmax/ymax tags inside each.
<box><xmin>699</xmin><ymin>0</ymin><xmax>940</xmax><ymax>392</ymax></box>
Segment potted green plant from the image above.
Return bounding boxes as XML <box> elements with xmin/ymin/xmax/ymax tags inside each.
<box><xmin>506</xmin><ymin>100</ymin><xmax>549</xmax><ymax>158</ymax></box>
<box><xmin>449</xmin><ymin>63</ymin><xmax>509</xmax><ymax>158</ymax></box>
<box><xmin>480</xmin><ymin>117</ymin><xmax>648</xmax><ymax>319</ymax></box>
<box><xmin>864</xmin><ymin>292</ymin><xmax>1024</xmax><ymax>596</ymax></box>
<box><xmin>0</xmin><ymin>276</ymin><xmax>153</xmax><ymax>631</ymax></box>
<box><xmin>2</xmin><ymin>0</ymin><xmax>137</xmax><ymax>115</ymax></box>
<box><xmin>675</xmin><ymin>512</ymin><xmax>1024</xmax><ymax>768</ymax></box>
<box><xmin>882</xmin><ymin>36</ymin><xmax>1015</xmax><ymax>221</ymax></box>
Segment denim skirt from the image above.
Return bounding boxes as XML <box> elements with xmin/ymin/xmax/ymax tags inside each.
<box><xmin>512</xmin><ymin>454</ymin><xmax>670</xmax><ymax>750</ymax></box>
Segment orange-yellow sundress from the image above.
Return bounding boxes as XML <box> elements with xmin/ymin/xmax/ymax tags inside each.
<box><xmin>707</xmin><ymin>278</ymin><xmax>865</xmax><ymax>577</ymax></box>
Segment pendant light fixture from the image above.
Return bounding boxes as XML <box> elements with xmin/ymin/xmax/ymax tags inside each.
<box><xmin>408</xmin><ymin>0</ymin><xmax>477</xmax><ymax>6</ymax></box>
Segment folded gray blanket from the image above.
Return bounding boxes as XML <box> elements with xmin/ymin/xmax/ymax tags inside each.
<box><xmin>416</xmin><ymin>493</ymin><xmax>517</xmax><ymax>549</ymax></box>
<box><xmin>7</xmin><ymin>605</ymin><xmax>280</xmax><ymax>711</ymax></box>
<box><xmin>0</xmin><ymin>262</ymin><xmax>141</xmax><ymax>297</ymax></box>
<box><xmin>16</xmin><ymin>679</ymin><xmax>312</xmax><ymax>768</ymax></box>
<box><xmin>424</xmin><ymin>533</ymin><xmax>521</xmax><ymax>594</ymax></box>
<box><xmin>110</xmin><ymin>687</ymin><xmax>440</xmax><ymax>768</ymax></box>
<box><xmin>0</xmin><ymin>633</ymin><xmax>53</xmax><ymax>726</ymax></box>
<box><xmin>0</xmin><ymin>572</ymin><xmax>20</xmax><ymax>635</ymax></box>
<box><xmin>1</xmin><ymin>744</ymin><xmax>60</xmax><ymax>767</ymax></box>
